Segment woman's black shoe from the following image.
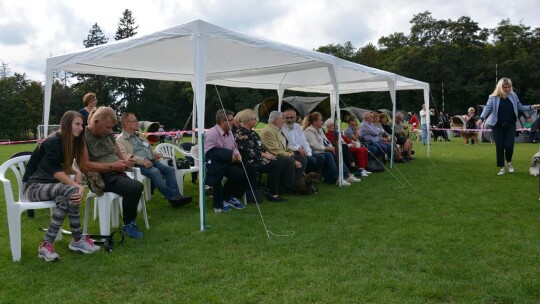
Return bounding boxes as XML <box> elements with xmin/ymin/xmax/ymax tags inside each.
<box><xmin>263</xmin><ymin>190</ymin><xmax>287</xmax><ymax>202</ymax></box>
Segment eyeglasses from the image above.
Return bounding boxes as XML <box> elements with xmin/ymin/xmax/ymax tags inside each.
<box><xmin>284</xmin><ymin>116</ymin><xmax>296</xmax><ymax>119</ymax></box>
<box><xmin>126</xmin><ymin>120</ymin><xmax>138</xmax><ymax>123</ymax></box>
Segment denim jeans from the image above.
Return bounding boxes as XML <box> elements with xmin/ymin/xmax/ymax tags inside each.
<box><xmin>421</xmin><ymin>124</ymin><xmax>428</xmax><ymax>145</ymax></box>
<box><xmin>139</xmin><ymin>161</ymin><xmax>180</xmax><ymax>200</ymax></box>
<box><xmin>317</xmin><ymin>151</ymin><xmax>349</xmax><ymax>183</ymax></box>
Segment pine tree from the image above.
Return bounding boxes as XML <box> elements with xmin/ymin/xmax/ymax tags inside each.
<box><xmin>83</xmin><ymin>23</ymin><xmax>109</xmax><ymax>47</ymax></box>
<box><xmin>112</xmin><ymin>9</ymin><xmax>144</xmax><ymax>114</ymax></box>
<box><xmin>0</xmin><ymin>61</ymin><xmax>11</xmax><ymax>79</ymax></box>
<box><xmin>115</xmin><ymin>9</ymin><xmax>138</xmax><ymax>40</ymax></box>
<box><xmin>75</xmin><ymin>23</ymin><xmax>113</xmax><ymax>108</ymax></box>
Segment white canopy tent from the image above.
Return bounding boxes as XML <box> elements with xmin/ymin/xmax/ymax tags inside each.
<box><xmin>43</xmin><ymin>20</ymin><xmax>429</xmax><ymax>231</ymax></box>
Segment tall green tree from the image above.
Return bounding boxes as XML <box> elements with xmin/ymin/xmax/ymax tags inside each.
<box><xmin>0</xmin><ymin>61</ymin><xmax>11</xmax><ymax>78</ymax></box>
<box><xmin>114</xmin><ymin>9</ymin><xmax>138</xmax><ymax>40</ymax></box>
<box><xmin>0</xmin><ymin>74</ymin><xmax>43</xmax><ymax>139</ymax></box>
<box><xmin>112</xmin><ymin>9</ymin><xmax>143</xmax><ymax>114</ymax></box>
<box><xmin>315</xmin><ymin>41</ymin><xmax>356</xmax><ymax>61</ymax></box>
<box><xmin>73</xmin><ymin>23</ymin><xmax>114</xmax><ymax>109</ymax></box>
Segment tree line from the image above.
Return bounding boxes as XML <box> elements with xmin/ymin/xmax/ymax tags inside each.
<box><xmin>1</xmin><ymin>10</ymin><xmax>539</xmax><ymax>140</ymax></box>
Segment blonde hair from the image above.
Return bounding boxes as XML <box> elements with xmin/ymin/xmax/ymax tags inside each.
<box><xmin>89</xmin><ymin>106</ymin><xmax>117</xmax><ymax>125</ymax></box>
<box><xmin>468</xmin><ymin>107</ymin><xmax>475</xmax><ymax>113</ymax></box>
<box><xmin>238</xmin><ymin>109</ymin><xmax>257</xmax><ymax>127</ymax></box>
<box><xmin>491</xmin><ymin>78</ymin><xmax>513</xmax><ymax>98</ymax></box>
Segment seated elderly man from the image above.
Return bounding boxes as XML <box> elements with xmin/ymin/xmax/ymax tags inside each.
<box><xmin>260</xmin><ymin>111</ymin><xmax>306</xmax><ymax>190</ymax></box>
<box><xmin>116</xmin><ymin>113</ymin><xmax>192</xmax><ymax>208</ymax></box>
<box><xmin>394</xmin><ymin>112</ymin><xmax>414</xmax><ymax>161</ymax></box>
<box><xmin>79</xmin><ymin>107</ymin><xmax>144</xmax><ymax>239</ymax></box>
<box><xmin>281</xmin><ymin>108</ymin><xmax>324</xmax><ymax>175</ymax></box>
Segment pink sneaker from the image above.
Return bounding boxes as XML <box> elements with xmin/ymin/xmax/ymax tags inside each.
<box><xmin>69</xmin><ymin>236</ymin><xmax>101</xmax><ymax>254</ymax></box>
<box><xmin>38</xmin><ymin>242</ymin><xmax>60</xmax><ymax>261</ymax></box>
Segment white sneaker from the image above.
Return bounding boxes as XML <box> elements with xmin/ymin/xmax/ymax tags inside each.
<box><xmin>498</xmin><ymin>168</ymin><xmax>505</xmax><ymax>176</ymax></box>
<box><xmin>337</xmin><ymin>179</ymin><xmax>351</xmax><ymax>186</ymax></box>
<box><xmin>506</xmin><ymin>163</ymin><xmax>514</xmax><ymax>173</ymax></box>
<box><xmin>360</xmin><ymin>171</ymin><xmax>369</xmax><ymax>177</ymax></box>
<box><xmin>346</xmin><ymin>176</ymin><xmax>361</xmax><ymax>183</ymax></box>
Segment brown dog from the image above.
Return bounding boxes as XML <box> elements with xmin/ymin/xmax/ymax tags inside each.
<box><xmin>460</xmin><ymin>130</ymin><xmax>478</xmax><ymax>144</ymax></box>
<box><xmin>293</xmin><ymin>172</ymin><xmax>320</xmax><ymax>194</ymax></box>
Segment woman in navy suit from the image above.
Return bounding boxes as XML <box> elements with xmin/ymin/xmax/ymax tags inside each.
<box><xmin>478</xmin><ymin>78</ymin><xmax>540</xmax><ymax>175</ymax></box>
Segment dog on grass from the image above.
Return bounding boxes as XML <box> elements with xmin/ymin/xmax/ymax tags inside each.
<box><xmin>530</xmin><ymin>151</ymin><xmax>540</xmax><ymax>176</ymax></box>
<box><xmin>460</xmin><ymin>130</ymin><xmax>479</xmax><ymax>145</ymax></box>
<box><xmin>293</xmin><ymin>172</ymin><xmax>320</xmax><ymax>194</ymax></box>
<box><xmin>412</xmin><ymin>129</ymin><xmax>422</xmax><ymax>142</ymax></box>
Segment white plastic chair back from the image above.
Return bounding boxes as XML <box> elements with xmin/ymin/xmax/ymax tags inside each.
<box><xmin>0</xmin><ymin>155</ymin><xmax>56</xmax><ymax>262</ymax></box>
<box><xmin>155</xmin><ymin>143</ymin><xmax>199</xmax><ymax>193</ymax></box>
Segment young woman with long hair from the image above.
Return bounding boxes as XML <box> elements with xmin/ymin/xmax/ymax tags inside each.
<box><xmin>23</xmin><ymin>111</ymin><xmax>100</xmax><ymax>261</ymax></box>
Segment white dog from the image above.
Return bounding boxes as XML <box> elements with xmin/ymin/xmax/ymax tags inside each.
<box><xmin>412</xmin><ymin>129</ymin><xmax>422</xmax><ymax>142</ymax></box>
<box><xmin>530</xmin><ymin>151</ymin><xmax>540</xmax><ymax>176</ymax></box>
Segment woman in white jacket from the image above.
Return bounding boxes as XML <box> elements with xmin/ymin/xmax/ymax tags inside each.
<box><xmin>303</xmin><ymin>112</ymin><xmax>360</xmax><ymax>185</ymax></box>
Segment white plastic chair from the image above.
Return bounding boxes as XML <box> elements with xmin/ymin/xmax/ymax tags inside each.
<box><xmin>83</xmin><ymin>191</ymin><xmax>123</xmax><ymax>236</ymax></box>
<box><xmin>0</xmin><ymin>155</ymin><xmax>56</xmax><ymax>262</ymax></box>
<box><xmin>127</xmin><ymin>167</ymin><xmax>149</xmax><ymax>229</ymax></box>
<box><xmin>155</xmin><ymin>143</ymin><xmax>199</xmax><ymax>194</ymax></box>
<box><xmin>84</xmin><ymin>169</ymin><xmax>150</xmax><ymax>236</ymax></box>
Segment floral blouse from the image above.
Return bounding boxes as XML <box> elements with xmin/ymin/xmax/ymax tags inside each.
<box><xmin>234</xmin><ymin>127</ymin><xmax>270</xmax><ymax>167</ymax></box>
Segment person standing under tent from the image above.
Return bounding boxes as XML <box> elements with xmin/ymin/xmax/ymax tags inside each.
<box><xmin>477</xmin><ymin>78</ymin><xmax>540</xmax><ymax>175</ymax></box>
<box><xmin>23</xmin><ymin>111</ymin><xmax>100</xmax><ymax>262</ymax></box>
<box><xmin>79</xmin><ymin>92</ymin><xmax>97</xmax><ymax>127</ymax></box>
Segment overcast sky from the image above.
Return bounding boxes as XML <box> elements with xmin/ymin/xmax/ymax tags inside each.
<box><xmin>0</xmin><ymin>0</ymin><xmax>538</xmax><ymax>82</ymax></box>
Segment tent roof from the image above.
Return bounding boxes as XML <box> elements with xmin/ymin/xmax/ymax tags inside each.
<box><xmin>46</xmin><ymin>19</ymin><xmax>428</xmax><ymax>94</ymax></box>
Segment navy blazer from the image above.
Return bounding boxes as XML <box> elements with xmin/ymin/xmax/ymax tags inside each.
<box><xmin>480</xmin><ymin>92</ymin><xmax>533</xmax><ymax>126</ymax></box>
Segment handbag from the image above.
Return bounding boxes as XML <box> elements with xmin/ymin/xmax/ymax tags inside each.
<box><xmin>85</xmin><ymin>171</ymin><xmax>105</xmax><ymax>196</ymax></box>
<box><xmin>245</xmin><ymin>190</ymin><xmax>263</xmax><ymax>204</ymax></box>
<box><xmin>366</xmin><ymin>155</ymin><xmax>385</xmax><ymax>173</ymax></box>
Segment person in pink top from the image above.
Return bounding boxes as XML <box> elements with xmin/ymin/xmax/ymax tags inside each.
<box><xmin>204</xmin><ymin>109</ymin><xmax>255</xmax><ymax>213</ymax></box>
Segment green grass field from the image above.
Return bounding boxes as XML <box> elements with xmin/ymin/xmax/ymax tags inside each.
<box><xmin>1</xmin><ymin>139</ymin><xmax>540</xmax><ymax>303</ymax></box>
